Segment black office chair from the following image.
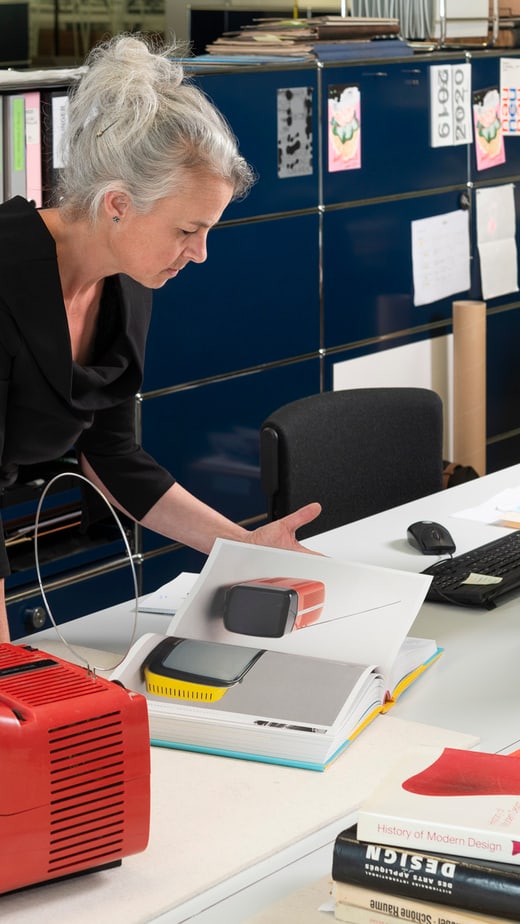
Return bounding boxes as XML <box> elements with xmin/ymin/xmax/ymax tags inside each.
<box><xmin>260</xmin><ymin>387</ymin><xmax>444</xmax><ymax>539</ymax></box>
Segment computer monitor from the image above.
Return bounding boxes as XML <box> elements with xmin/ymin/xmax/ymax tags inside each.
<box><xmin>0</xmin><ymin>3</ymin><xmax>29</xmax><ymax>67</ymax></box>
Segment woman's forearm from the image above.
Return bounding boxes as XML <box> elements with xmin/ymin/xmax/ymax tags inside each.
<box><xmin>81</xmin><ymin>454</ymin><xmax>249</xmax><ymax>552</ymax></box>
<box><xmin>80</xmin><ymin>454</ymin><xmax>321</xmax><ymax>555</ymax></box>
<box><xmin>140</xmin><ymin>481</ymin><xmax>251</xmax><ymax>552</ymax></box>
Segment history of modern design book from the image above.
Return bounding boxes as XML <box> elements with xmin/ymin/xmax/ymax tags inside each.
<box><xmin>357</xmin><ymin>746</ymin><xmax>520</xmax><ymax>864</ymax></box>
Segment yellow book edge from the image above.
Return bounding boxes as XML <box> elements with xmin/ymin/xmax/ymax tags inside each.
<box><xmin>381</xmin><ymin>648</ymin><xmax>444</xmax><ymax>714</ymax></box>
<box><xmin>333</xmin><ymin>649</ymin><xmax>443</xmax><ymax>765</ymax></box>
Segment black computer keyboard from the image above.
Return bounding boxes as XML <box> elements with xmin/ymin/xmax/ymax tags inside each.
<box><xmin>422</xmin><ymin>529</ymin><xmax>520</xmax><ymax>609</ymax></box>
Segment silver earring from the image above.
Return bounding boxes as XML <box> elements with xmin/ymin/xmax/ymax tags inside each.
<box><xmin>113</xmin><ymin>215</ymin><xmax>120</xmax><ymax>224</ymax></box>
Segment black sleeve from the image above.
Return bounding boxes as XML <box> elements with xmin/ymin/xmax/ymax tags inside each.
<box><xmin>0</xmin><ymin>516</ymin><xmax>10</xmax><ymax>578</ymax></box>
<box><xmin>77</xmin><ymin>394</ymin><xmax>176</xmax><ymax>522</ymax></box>
<box><xmin>0</xmin><ymin>321</ymin><xmax>13</xmax><ymax>577</ymax></box>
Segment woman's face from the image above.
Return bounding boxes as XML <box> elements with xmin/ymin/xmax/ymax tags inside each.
<box><xmin>111</xmin><ymin>169</ymin><xmax>234</xmax><ymax>289</ymax></box>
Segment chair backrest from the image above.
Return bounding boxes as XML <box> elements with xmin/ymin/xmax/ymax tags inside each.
<box><xmin>260</xmin><ymin>387</ymin><xmax>444</xmax><ymax>539</ymax></box>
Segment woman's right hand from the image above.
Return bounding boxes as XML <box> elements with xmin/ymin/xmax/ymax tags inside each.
<box><xmin>248</xmin><ymin>502</ymin><xmax>323</xmax><ymax>554</ymax></box>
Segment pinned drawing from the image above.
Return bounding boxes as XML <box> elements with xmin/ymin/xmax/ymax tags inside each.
<box><xmin>277</xmin><ymin>86</ymin><xmax>313</xmax><ymax>179</ymax></box>
<box><xmin>328</xmin><ymin>84</ymin><xmax>361</xmax><ymax>172</ymax></box>
<box><xmin>473</xmin><ymin>87</ymin><xmax>505</xmax><ymax>171</ymax></box>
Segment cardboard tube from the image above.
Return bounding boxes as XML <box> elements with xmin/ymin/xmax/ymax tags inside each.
<box><xmin>452</xmin><ymin>300</ymin><xmax>486</xmax><ymax>476</ymax></box>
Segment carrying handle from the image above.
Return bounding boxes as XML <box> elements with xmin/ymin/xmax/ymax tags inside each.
<box><xmin>34</xmin><ymin>472</ymin><xmax>139</xmax><ymax>675</ymax></box>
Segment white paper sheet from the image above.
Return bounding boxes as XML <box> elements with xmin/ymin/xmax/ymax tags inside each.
<box><xmin>429</xmin><ymin>63</ymin><xmax>472</xmax><ymax>148</ymax></box>
<box><xmin>453</xmin><ymin>486</ymin><xmax>520</xmax><ymax>526</ymax></box>
<box><xmin>500</xmin><ymin>57</ymin><xmax>520</xmax><ymax>137</ymax></box>
<box><xmin>411</xmin><ymin>209</ymin><xmax>470</xmax><ymax>307</ymax></box>
<box><xmin>138</xmin><ymin>571</ymin><xmax>197</xmax><ymax>615</ymax></box>
<box><xmin>476</xmin><ymin>184</ymin><xmax>519</xmax><ymax>300</ymax></box>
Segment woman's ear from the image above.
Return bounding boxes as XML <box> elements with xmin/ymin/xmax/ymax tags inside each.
<box><xmin>104</xmin><ymin>190</ymin><xmax>129</xmax><ymax>223</ymax></box>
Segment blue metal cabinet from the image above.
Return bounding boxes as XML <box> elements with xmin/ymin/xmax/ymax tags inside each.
<box><xmin>8</xmin><ymin>562</ymin><xmax>137</xmax><ymax>641</ymax></box>
<box><xmin>141</xmin><ymin>545</ymin><xmax>207</xmax><ymax>596</ymax></box>
<box><xmin>144</xmin><ymin>212</ymin><xmax>320</xmax><ymax>391</ymax></box>
<box><xmin>322</xmin><ymin>191</ymin><xmax>468</xmax><ymax>348</ymax></box>
<box><xmin>486</xmin><ymin>308</ymin><xmax>520</xmax><ymax>439</ymax></box>
<box><xmin>140</xmin><ymin>357</ymin><xmax>321</xmax><ymax>554</ymax></box>
<box><xmin>188</xmin><ymin>65</ymin><xmax>319</xmax><ymax>220</ymax></box>
<box><xmin>488</xmin><ymin>433</ymin><xmax>520</xmax><ymax>473</ymax></box>
<box><xmin>321</xmin><ymin>56</ymin><xmax>468</xmax><ymax>205</ymax></box>
<box><xmin>470</xmin><ymin>54</ymin><xmax>520</xmax><ymax>183</ymax></box>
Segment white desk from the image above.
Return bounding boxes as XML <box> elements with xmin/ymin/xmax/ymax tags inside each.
<box><xmin>306</xmin><ymin>462</ymin><xmax>520</xmax><ymax>758</ymax></box>
<box><xmin>4</xmin><ymin>464</ymin><xmax>520</xmax><ymax>923</ymax></box>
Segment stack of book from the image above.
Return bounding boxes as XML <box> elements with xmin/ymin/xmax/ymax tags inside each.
<box><xmin>332</xmin><ymin>746</ymin><xmax>520</xmax><ymax>923</ymax></box>
<box><xmin>203</xmin><ymin>16</ymin><xmax>413</xmax><ymax>61</ymax></box>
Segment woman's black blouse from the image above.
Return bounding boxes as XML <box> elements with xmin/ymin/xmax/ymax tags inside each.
<box><xmin>0</xmin><ymin>196</ymin><xmax>175</xmax><ymax>576</ymax></box>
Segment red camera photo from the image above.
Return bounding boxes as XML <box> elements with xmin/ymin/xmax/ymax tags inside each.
<box><xmin>222</xmin><ymin>577</ymin><xmax>326</xmax><ymax>637</ymax></box>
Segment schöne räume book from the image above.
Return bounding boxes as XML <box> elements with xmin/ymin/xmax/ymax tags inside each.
<box><xmin>332</xmin><ymin>824</ymin><xmax>520</xmax><ymax>920</ymax></box>
<box><xmin>112</xmin><ymin>539</ymin><xmax>439</xmax><ymax>771</ymax></box>
<box><xmin>356</xmin><ymin>746</ymin><xmax>520</xmax><ymax>864</ymax></box>
<box><xmin>334</xmin><ymin>881</ymin><xmax>513</xmax><ymax>924</ymax></box>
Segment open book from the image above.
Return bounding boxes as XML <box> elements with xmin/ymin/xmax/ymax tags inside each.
<box><xmin>112</xmin><ymin>540</ymin><xmax>441</xmax><ymax>771</ymax></box>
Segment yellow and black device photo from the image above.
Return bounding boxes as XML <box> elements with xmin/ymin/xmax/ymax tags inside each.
<box><xmin>142</xmin><ymin>636</ymin><xmax>264</xmax><ymax>702</ymax></box>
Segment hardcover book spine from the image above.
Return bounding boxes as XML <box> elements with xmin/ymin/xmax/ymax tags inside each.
<box><xmin>331</xmin><ymin>830</ymin><xmax>520</xmax><ymax>921</ymax></box>
<box><xmin>334</xmin><ymin>901</ymin><xmax>492</xmax><ymax>924</ymax></box>
<box><xmin>4</xmin><ymin>94</ymin><xmax>26</xmax><ymax>199</ymax></box>
<box><xmin>334</xmin><ymin>880</ymin><xmax>509</xmax><ymax>924</ymax></box>
<box><xmin>41</xmin><ymin>89</ymin><xmax>69</xmax><ymax>204</ymax></box>
<box><xmin>357</xmin><ymin>810</ymin><xmax>520</xmax><ymax>866</ymax></box>
<box><xmin>23</xmin><ymin>90</ymin><xmax>42</xmax><ymax>207</ymax></box>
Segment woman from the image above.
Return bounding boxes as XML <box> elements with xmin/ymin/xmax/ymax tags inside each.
<box><xmin>0</xmin><ymin>35</ymin><xmax>320</xmax><ymax>642</ymax></box>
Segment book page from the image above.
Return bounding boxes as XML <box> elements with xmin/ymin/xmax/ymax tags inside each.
<box><xmin>168</xmin><ymin>539</ymin><xmax>432</xmax><ymax>683</ymax></box>
<box><xmin>388</xmin><ymin>636</ymin><xmax>440</xmax><ymax>689</ymax></box>
<box><xmin>110</xmin><ymin>631</ymin><xmax>388</xmax><ymax>769</ymax></box>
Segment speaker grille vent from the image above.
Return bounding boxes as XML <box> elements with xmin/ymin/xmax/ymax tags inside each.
<box><xmin>47</xmin><ymin>711</ymin><xmax>126</xmax><ymax>873</ymax></box>
<box><xmin>0</xmin><ymin>646</ymin><xmax>105</xmax><ymax>706</ymax></box>
<box><xmin>0</xmin><ymin>665</ymin><xmax>105</xmax><ymax>706</ymax></box>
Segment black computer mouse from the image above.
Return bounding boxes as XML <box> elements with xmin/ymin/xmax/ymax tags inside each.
<box><xmin>406</xmin><ymin>520</ymin><xmax>456</xmax><ymax>555</ymax></box>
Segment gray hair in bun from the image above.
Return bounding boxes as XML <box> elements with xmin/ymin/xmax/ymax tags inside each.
<box><xmin>55</xmin><ymin>34</ymin><xmax>255</xmax><ymax>221</ymax></box>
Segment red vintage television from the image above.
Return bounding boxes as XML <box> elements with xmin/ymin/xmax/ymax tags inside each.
<box><xmin>0</xmin><ymin>642</ymin><xmax>150</xmax><ymax>894</ymax></box>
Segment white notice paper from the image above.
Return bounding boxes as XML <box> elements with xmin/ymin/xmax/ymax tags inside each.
<box><xmin>411</xmin><ymin>209</ymin><xmax>470</xmax><ymax>307</ymax></box>
<box><xmin>429</xmin><ymin>63</ymin><xmax>472</xmax><ymax>148</ymax></box>
<box><xmin>500</xmin><ymin>57</ymin><xmax>520</xmax><ymax>136</ymax></box>
<box><xmin>476</xmin><ymin>184</ymin><xmax>519</xmax><ymax>300</ymax></box>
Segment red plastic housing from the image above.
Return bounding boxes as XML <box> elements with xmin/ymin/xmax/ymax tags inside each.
<box><xmin>251</xmin><ymin>577</ymin><xmax>325</xmax><ymax>628</ymax></box>
<box><xmin>0</xmin><ymin>642</ymin><xmax>150</xmax><ymax>894</ymax></box>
